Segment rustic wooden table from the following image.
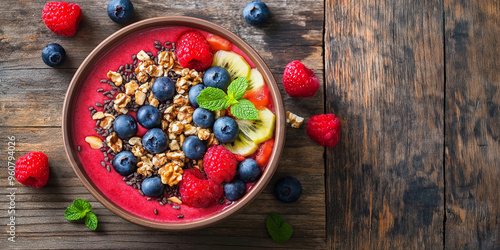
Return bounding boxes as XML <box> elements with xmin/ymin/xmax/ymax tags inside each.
<box><xmin>1</xmin><ymin>0</ymin><xmax>498</xmax><ymax>249</ymax></box>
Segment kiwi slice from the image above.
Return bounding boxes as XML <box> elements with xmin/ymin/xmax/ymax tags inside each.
<box><xmin>212</xmin><ymin>50</ymin><xmax>251</xmax><ymax>81</ymax></box>
<box><xmin>246</xmin><ymin>68</ymin><xmax>265</xmax><ymax>92</ymax></box>
<box><xmin>224</xmin><ymin>131</ymin><xmax>258</xmax><ymax>156</ymax></box>
<box><xmin>236</xmin><ymin>107</ymin><xmax>275</xmax><ymax>145</ymax></box>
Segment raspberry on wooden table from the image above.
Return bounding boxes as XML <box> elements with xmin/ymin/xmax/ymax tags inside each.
<box><xmin>15</xmin><ymin>152</ymin><xmax>50</xmax><ymax>188</ymax></box>
<box><xmin>42</xmin><ymin>1</ymin><xmax>82</xmax><ymax>37</ymax></box>
<box><xmin>282</xmin><ymin>60</ymin><xmax>320</xmax><ymax>97</ymax></box>
<box><xmin>306</xmin><ymin>114</ymin><xmax>341</xmax><ymax>147</ymax></box>
<box><xmin>175</xmin><ymin>31</ymin><xmax>213</xmax><ymax>71</ymax></box>
<box><xmin>179</xmin><ymin>169</ymin><xmax>223</xmax><ymax>208</ymax></box>
<box><xmin>203</xmin><ymin>145</ymin><xmax>238</xmax><ymax>184</ymax></box>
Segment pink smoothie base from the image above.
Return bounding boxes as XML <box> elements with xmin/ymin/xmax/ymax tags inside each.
<box><xmin>71</xmin><ymin>26</ymin><xmax>259</xmax><ymax>223</ymax></box>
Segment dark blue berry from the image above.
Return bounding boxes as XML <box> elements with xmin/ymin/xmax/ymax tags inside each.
<box><xmin>182</xmin><ymin>136</ymin><xmax>207</xmax><ymax>160</ymax></box>
<box><xmin>243</xmin><ymin>1</ymin><xmax>270</xmax><ymax>27</ymax></box>
<box><xmin>238</xmin><ymin>159</ymin><xmax>261</xmax><ymax>183</ymax></box>
<box><xmin>141</xmin><ymin>176</ymin><xmax>165</xmax><ymax>197</ymax></box>
<box><xmin>142</xmin><ymin>128</ymin><xmax>168</xmax><ymax>154</ymax></box>
<box><xmin>213</xmin><ymin>117</ymin><xmax>239</xmax><ymax>144</ymax></box>
<box><xmin>113</xmin><ymin>114</ymin><xmax>137</xmax><ymax>140</ymax></box>
<box><xmin>203</xmin><ymin>66</ymin><xmax>231</xmax><ymax>90</ymax></box>
<box><xmin>224</xmin><ymin>178</ymin><xmax>246</xmax><ymax>201</ymax></box>
<box><xmin>152</xmin><ymin>77</ymin><xmax>175</xmax><ymax>101</ymax></box>
<box><xmin>107</xmin><ymin>0</ymin><xmax>134</xmax><ymax>24</ymax></box>
<box><xmin>193</xmin><ymin>108</ymin><xmax>215</xmax><ymax>128</ymax></box>
<box><xmin>42</xmin><ymin>43</ymin><xmax>66</xmax><ymax>67</ymax></box>
<box><xmin>136</xmin><ymin>105</ymin><xmax>162</xmax><ymax>129</ymax></box>
<box><xmin>112</xmin><ymin>151</ymin><xmax>137</xmax><ymax>176</ymax></box>
<box><xmin>188</xmin><ymin>84</ymin><xmax>206</xmax><ymax>107</ymax></box>
<box><xmin>274</xmin><ymin>177</ymin><xmax>302</xmax><ymax>203</ymax></box>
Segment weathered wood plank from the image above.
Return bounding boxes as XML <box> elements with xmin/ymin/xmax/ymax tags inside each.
<box><xmin>325</xmin><ymin>0</ymin><xmax>445</xmax><ymax>248</ymax></box>
<box><xmin>444</xmin><ymin>1</ymin><xmax>500</xmax><ymax>249</ymax></box>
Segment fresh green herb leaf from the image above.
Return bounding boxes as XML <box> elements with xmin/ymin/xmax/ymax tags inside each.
<box><xmin>266</xmin><ymin>213</ymin><xmax>293</xmax><ymax>243</ymax></box>
<box><xmin>64</xmin><ymin>205</ymin><xmax>85</xmax><ymax>221</ymax></box>
<box><xmin>197</xmin><ymin>87</ymin><xmax>230</xmax><ymax>111</ymax></box>
<box><xmin>227</xmin><ymin>77</ymin><xmax>248</xmax><ymax>100</ymax></box>
<box><xmin>73</xmin><ymin>198</ymin><xmax>92</xmax><ymax>214</ymax></box>
<box><xmin>84</xmin><ymin>212</ymin><xmax>98</xmax><ymax>231</ymax></box>
<box><xmin>225</xmin><ymin>93</ymin><xmax>239</xmax><ymax>106</ymax></box>
<box><xmin>230</xmin><ymin>99</ymin><xmax>258</xmax><ymax>120</ymax></box>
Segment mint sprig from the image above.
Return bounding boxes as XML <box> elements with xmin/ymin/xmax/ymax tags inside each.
<box><xmin>197</xmin><ymin>77</ymin><xmax>258</xmax><ymax>120</ymax></box>
<box><xmin>64</xmin><ymin>199</ymin><xmax>98</xmax><ymax>231</ymax></box>
<box><xmin>266</xmin><ymin>213</ymin><xmax>293</xmax><ymax>243</ymax></box>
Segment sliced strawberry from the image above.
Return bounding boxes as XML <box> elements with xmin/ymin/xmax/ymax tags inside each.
<box><xmin>244</xmin><ymin>86</ymin><xmax>270</xmax><ymax>109</ymax></box>
<box><xmin>255</xmin><ymin>138</ymin><xmax>274</xmax><ymax>168</ymax></box>
<box><xmin>207</xmin><ymin>33</ymin><xmax>232</xmax><ymax>52</ymax></box>
<box><xmin>234</xmin><ymin>154</ymin><xmax>246</xmax><ymax>162</ymax></box>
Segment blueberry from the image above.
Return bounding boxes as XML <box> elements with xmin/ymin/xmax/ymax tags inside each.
<box><xmin>41</xmin><ymin>43</ymin><xmax>66</xmax><ymax>67</ymax></box>
<box><xmin>107</xmin><ymin>0</ymin><xmax>134</xmax><ymax>24</ymax></box>
<box><xmin>274</xmin><ymin>177</ymin><xmax>302</xmax><ymax>203</ymax></box>
<box><xmin>193</xmin><ymin>108</ymin><xmax>215</xmax><ymax>128</ymax></box>
<box><xmin>142</xmin><ymin>128</ymin><xmax>168</xmax><ymax>154</ymax></box>
<box><xmin>224</xmin><ymin>178</ymin><xmax>246</xmax><ymax>201</ymax></box>
<box><xmin>213</xmin><ymin>117</ymin><xmax>239</xmax><ymax>144</ymax></box>
<box><xmin>113</xmin><ymin>114</ymin><xmax>137</xmax><ymax>140</ymax></box>
<box><xmin>238</xmin><ymin>159</ymin><xmax>261</xmax><ymax>183</ymax></box>
<box><xmin>243</xmin><ymin>1</ymin><xmax>270</xmax><ymax>27</ymax></box>
<box><xmin>203</xmin><ymin>67</ymin><xmax>231</xmax><ymax>90</ymax></box>
<box><xmin>188</xmin><ymin>84</ymin><xmax>206</xmax><ymax>107</ymax></box>
<box><xmin>136</xmin><ymin>105</ymin><xmax>162</xmax><ymax>129</ymax></box>
<box><xmin>112</xmin><ymin>151</ymin><xmax>137</xmax><ymax>176</ymax></box>
<box><xmin>182</xmin><ymin>136</ymin><xmax>207</xmax><ymax>160</ymax></box>
<box><xmin>141</xmin><ymin>176</ymin><xmax>165</xmax><ymax>197</ymax></box>
<box><xmin>152</xmin><ymin>77</ymin><xmax>175</xmax><ymax>101</ymax></box>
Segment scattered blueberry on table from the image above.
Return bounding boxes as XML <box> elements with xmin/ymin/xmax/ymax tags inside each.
<box><xmin>42</xmin><ymin>43</ymin><xmax>66</xmax><ymax>67</ymax></box>
<box><xmin>243</xmin><ymin>1</ymin><xmax>270</xmax><ymax>27</ymax></box>
<box><xmin>107</xmin><ymin>0</ymin><xmax>134</xmax><ymax>24</ymax></box>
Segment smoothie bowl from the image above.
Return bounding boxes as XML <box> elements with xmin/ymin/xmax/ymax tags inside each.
<box><xmin>62</xmin><ymin>17</ymin><xmax>285</xmax><ymax>230</ymax></box>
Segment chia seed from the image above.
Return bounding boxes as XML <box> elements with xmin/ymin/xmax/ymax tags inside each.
<box><xmin>100</xmin><ymin>79</ymin><xmax>108</xmax><ymax>83</ymax></box>
<box><xmin>91</xmin><ymin>110</ymin><xmax>97</xmax><ymax>116</ymax></box>
<box><xmin>106</xmin><ymin>165</ymin><xmax>111</xmax><ymax>172</ymax></box>
<box><xmin>139</xmin><ymin>190</ymin><xmax>145</xmax><ymax>196</ymax></box>
<box><xmin>88</xmin><ymin>106</ymin><xmax>94</xmax><ymax>111</ymax></box>
<box><xmin>106</xmin><ymin>94</ymin><xmax>114</xmax><ymax>99</ymax></box>
<box><xmin>172</xmin><ymin>205</ymin><xmax>180</xmax><ymax>210</ymax></box>
<box><xmin>226</xmin><ymin>201</ymin><xmax>232</xmax><ymax>205</ymax></box>
<box><xmin>147</xmin><ymin>197</ymin><xmax>151</xmax><ymax>201</ymax></box>
<box><xmin>126</xmin><ymin>181</ymin><xmax>132</xmax><ymax>186</ymax></box>
<box><xmin>154</xmin><ymin>209</ymin><xmax>158</xmax><ymax>215</ymax></box>
<box><xmin>77</xmin><ymin>146</ymin><xmax>81</xmax><ymax>152</ymax></box>
<box><xmin>96</xmin><ymin>102</ymin><xmax>103</xmax><ymax>107</ymax></box>
<box><xmin>97</xmin><ymin>88</ymin><xmax>104</xmax><ymax>92</ymax></box>
<box><xmin>101</xmin><ymin>161</ymin><xmax>105</xmax><ymax>167</ymax></box>
<box><xmin>177</xmin><ymin>215</ymin><xmax>184</xmax><ymax>219</ymax></box>
<box><xmin>110</xmin><ymin>90</ymin><xmax>116</xmax><ymax>95</ymax></box>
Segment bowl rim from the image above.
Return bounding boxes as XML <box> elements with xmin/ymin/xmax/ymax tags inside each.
<box><xmin>62</xmin><ymin>16</ymin><xmax>286</xmax><ymax>230</ymax></box>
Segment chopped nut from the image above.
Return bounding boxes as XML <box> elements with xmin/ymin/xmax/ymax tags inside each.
<box><xmin>158</xmin><ymin>163</ymin><xmax>184</xmax><ymax>186</ymax></box>
<box><xmin>139</xmin><ymin>82</ymin><xmax>150</xmax><ymax>93</ymax></box>
<box><xmin>167</xmin><ymin>150</ymin><xmax>185</xmax><ymax>162</ymax></box>
<box><xmin>137</xmin><ymin>72</ymin><xmax>148</xmax><ymax>82</ymax></box>
<box><xmin>92</xmin><ymin>111</ymin><xmax>105</xmax><ymax>120</ymax></box>
<box><xmin>135</xmin><ymin>90</ymin><xmax>146</xmax><ymax>105</ymax></box>
<box><xmin>107</xmin><ymin>71</ymin><xmax>123</xmax><ymax>86</ymax></box>
<box><xmin>113</xmin><ymin>104</ymin><xmax>129</xmax><ymax>114</ymax></box>
<box><xmin>114</xmin><ymin>93</ymin><xmax>131</xmax><ymax>108</ymax></box>
<box><xmin>193</xmin><ymin>159</ymin><xmax>204</xmax><ymax>171</ymax></box>
<box><xmin>148</xmin><ymin>93</ymin><xmax>159</xmax><ymax>107</ymax></box>
<box><xmin>175</xmin><ymin>78</ymin><xmax>191</xmax><ymax>94</ymax></box>
<box><xmin>183</xmin><ymin>124</ymin><xmax>198</xmax><ymax>136</ymax></box>
<box><xmin>161</xmin><ymin>120</ymin><xmax>169</xmax><ymax>130</ymax></box>
<box><xmin>173</xmin><ymin>94</ymin><xmax>190</xmax><ymax>107</ymax></box>
<box><xmin>197</xmin><ymin>127</ymin><xmax>211</xmax><ymax>140</ymax></box>
<box><xmin>152</xmin><ymin>154</ymin><xmax>168</xmax><ymax>168</ymax></box>
<box><xmin>129</xmin><ymin>137</ymin><xmax>142</xmax><ymax>146</ymax></box>
<box><xmin>206</xmin><ymin>133</ymin><xmax>219</xmax><ymax>147</ymax></box>
<box><xmin>169</xmin><ymin>139</ymin><xmax>180</xmax><ymax>151</ymax></box>
<box><xmin>137</xmin><ymin>159</ymin><xmax>153</xmax><ymax>177</ymax></box>
<box><xmin>146</xmin><ymin>65</ymin><xmax>164</xmax><ymax>77</ymax></box>
<box><xmin>179</xmin><ymin>134</ymin><xmax>185</xmax><ymax>147</ymax></box>
<box><xmin>214</xmin><ymin>109</ymin><xmax>226</xmax><ymax>119</ymax></box>
<box><xmin>157</xmin><ymin>51</ymin><xmax>176</xmax><ymax>69</ymax></box>
<box><xmin>180</xmin><ymin>68</ymin><xmax>190</xmax><ymax>77</ymax></box>
<box><xmin>167</xmin><ymin>196</ymin><xmax>182</xmax><ymax>205</ymax></box>
<box><xmin>136</xmin><ymin>50</ymin><xmax>150</xmax><ymax>61</ymax></box>
<box><xmin>169</xmin><ymin>121</ymin><xmax>184</xmax><ymax>135</ymax></box>
<box><xmin>286</xmin><ymin>111</ymin><xmax>304</xmax><ymax>128</ymax></box>
<box><xmin>132</xmin><ymin>145</ymin><xmax>147</xmax><ymax>157</ymax></box>
<box><xmin>125</xmin><ymin>81</ymin><xmax>139</xmax><ymax>95</ymax></box>
<box><xmin>106</xmin><ymin>133</ymin><xmax>122</xmax><ymax>153</ymax></box>
<box><xmin>85</xmin><ymin>136</ymin><xmax>103</xmax><ymax>149</ymax></box>
<box><xmin>164</xmin><ymin>105</ymin><xmax>178</xmax><ymax>122</ymax></box>
<box><xmin>100</xmin><ymin>116</ymin><xmax>115</xmax><ymax>130</ymax></box>
<box><xmin>177</xmin><ymin>106</ymin><xmax>194</xmax><ymax>124</ymax></box>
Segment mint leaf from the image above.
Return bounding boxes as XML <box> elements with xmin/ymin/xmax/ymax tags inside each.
<box><xmin>84</xmin><ymin>212</ymin><xmax>98</xmax><ymax>231</ymax></box>
<box><xmin>230</xmin><ymin>99</ymin><xmax>258</xmax><ymax>120</ymax></box>
<box><xmin>227</xmin><ymin>77</ymin><xmax>248</xmax><ymax>100</ymax></box>
<box><xmin>73</xmin><ymin>199</ymin><xmax>92</xmax><ymax>214</ymax></box>
<box><xmin>197</xmin><ymin>87</ymin><xmax>230</xmax><ymax>111</ymax></box>
<box><xmin>64</xmin><ymin>205</ymin><xmax>85</xmax><ymax>221</ymax></box>
<box><xmin>266</xmin><ymin>213</ymin><xmax>293</xmax><ymax>243</ymax></box>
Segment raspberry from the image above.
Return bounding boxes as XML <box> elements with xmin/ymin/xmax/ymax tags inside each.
<box><xmin>306</xmin><ymin>114</ymin><xmax>341</xmax><ymax>147</ymax></box>
<box><xmin>179</xmin><ymin>169</ymin><xmax>223</xmax><ymax>208</ymax></box>
<box><xmin>42</xmin><ymin>2</ymin><xmax>82</xmax><ymax>37</ymax></box>
<box><xmin>15</xmin><ymin>152</ymin><xmax>50</xmax><ymax>188</ymax></box>
<box><xmin>175</xmin><ymin>31</ymin><xmax>213</xmax><ymax>71</ymax></box>
<box><xmin>283</xmin><ymin>60</ymin><xmax>320</xmax><ymax>97</ymax></box>
<box><xmin>203</xmin><ymin>145</ymin><xmax>237</xmax><ymax>184</ymax></box>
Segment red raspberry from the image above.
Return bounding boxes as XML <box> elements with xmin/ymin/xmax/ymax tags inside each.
<box><xmin>15</xmin><ymin>152</ymin><xmax>50</xmax><ymax>188</ymax></box>
<box><xmin>42</xmin><ymin>2</ymin><xmax>82</xmax><ymax>37</ymax></box>
<box><xmin>179</xmin><ymin>169</ymin><xmax>223</xmax><ymax>208</ymax></box>
<box><xmin>203</xmin><ymin>145</ymin><xmax>237</xmax><ymax>184</ymax></box>
<box><xmin>283</xmin><ymin>60</ymin><xmax>320</xmax><ymax>97</ymax></box>
<box><xmin>306</xmin><ymin>114</ymin><xmax>341</xmax><ymax>147</ymax></box>
<box><xmin>175</xmin><ymin>31</ymin><xmax>213</xmax><ymax>71</ymax></box>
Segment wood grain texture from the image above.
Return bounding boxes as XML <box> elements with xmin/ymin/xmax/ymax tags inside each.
<box><xmin>444</xmin><ymin>1</ymin><xmax>500</xmax><ymax>249</ymax></box>
<box><xmin>0</xmin><ymin>0</ymin><xmax>325</xmax><ymax>249</ymax></box>
<box><xmin>325</xmin><ymin>0</ymin><xmax>445</xmax><ymax>248</ymax></box>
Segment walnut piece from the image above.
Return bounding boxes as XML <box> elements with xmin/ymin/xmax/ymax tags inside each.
<box><xmin>148</xmin><ymin>93</ymin><xmax>159</xmax><ymax>107</ymax></box>
<box><xmin>129</xmin><ymin>137</ymin><xmax>142</xmax><ymax>146</ymax></box>
<box><xmin>146</xmin><ymin>65</ymin><xmax>164</xmax><ymax>77</ymax></box>
<box><xmin>157</xmin><ymin>51</ymin><xmax>176</xmax><ymax>69</ymax></box>
<box><xmin>286</xmin><ymin>111</ymin><xmax>304</xmax><ymax>128</ymax></box>
<box><xmin>152</xmin><ymin>153</ymin><xmax>168</xmax><ymax>168</ymax></box>
<box><xmin>106</xmin><ymin>133</ymin><xmax>122</xmax><ymax>153</ymax></box>
<box><xmin>206</xmin><ymin>133</ymin><xmax>219</xmax><ymax>147</ymax></box>
<box><xmin>132</xmin><ymin>145</ymin><xmax>147</xmax><ymax>157</ymax></box>
<box><xmin>169</xmin><ymin>139</ymin><xmax>180</xmax><ymax>151</ymax></box>
<box><xmin>139</xmin><ymin>82</ymin><xmax>150</xmax><ymax>93</ymax></box>
<box><xmin>100</xmin><ymin>116</ymin><xmax>115</xmax><ymax>130</ymax></box>
<box><xmin>175</xmin><ymin>78</ymin><xmax>191</xmax><ymax>94</ymax></box>
<box><xmin>85</xmin><ymin>136</ymin><xmax>103</xmax><ymax>149</ymax></box>
<box><xmin>173</xmin><ymin>94</ymin><xmax>190</xmax><ymax>107</ymax></box>
<box><xmin>197</xmin><ymin>127</ymin><xmax>210</xmax><ymax>140</ymax></box>
<box><xmin>92</xmin><ymin>111</ymin><xmax>105</xmax><ymax>120</ymax></box>
<box><xmin>137</xmin><ymin>158</ymin><xmax>153</xmax><ymax>177</ymax></box>
<box><xmin>177</xmin><ymin>106</ymin><xmax>194</xmax><ymax>124</ymax></box>
<box><xmin>135</xmin><ymin>90</ymin><xmax>146</xmax><ymax>105</ymax></box>
<box><xmin>164</xmin><ymin>105</ymin><xmax>178</xmax><ymax>122</ymax></box>
<box><xmin>136</xmin><ymin>50</ymin><xmax>150</xmax><ymax>61</ymax></box>
<box><xmin>158</xmin><ymin>163</ymin><xmax>183</xmax><ymax>186</ymax></box>
<box><xmin>167</xmin><ymin>150</ymin><xmax>185</xmax><ymax>162</ymax></box>
<box><xmin>136</xmin><ymin>72</ymin><xmax>148</xmax><ymax>83</ymax></box>
<box><xmin>168</xmin><ymin>121</ymin><xmax>184</xmax><ymax>135</ymax></box>
<box><xmin>183</xmin><ymin>124</ymin><xmax>198</xmax><ymax>136</ymax></box>
<box><xmin>125</xmin><ymin>81</ymin><xmax>139</xmax><ymax>95</ymax></box>
<box><xmin>107</xmin><ymin>71</ymin><xmax>123</xmax><ymax>86</ymax></box>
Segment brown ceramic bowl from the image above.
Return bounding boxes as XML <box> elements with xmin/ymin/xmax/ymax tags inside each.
<box><xmin>62</xmin><ymin>16</ymin><xmax>285</xmax><ymax>230</ymax></box>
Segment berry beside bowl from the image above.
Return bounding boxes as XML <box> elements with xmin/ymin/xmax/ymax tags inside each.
<box><xmin>62</xmin><ymin>17</ymin><xmax>285</xmax><ymax>230</ymax></box>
